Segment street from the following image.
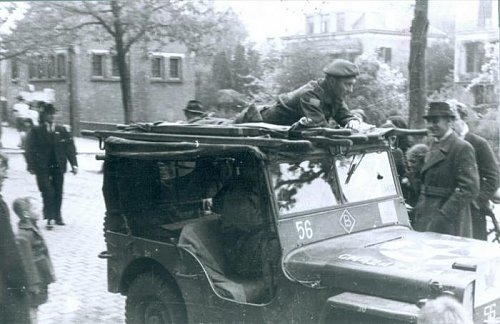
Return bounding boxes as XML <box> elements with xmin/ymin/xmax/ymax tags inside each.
<box><xmin>2</xmin><ymin>125</ymin><xmax>500</xmax><ymax>324</ymax></box>
<box><xmin>2</xmin><ymin>127</ymin><xmax>125</xmax><ymax>324</ymax></box>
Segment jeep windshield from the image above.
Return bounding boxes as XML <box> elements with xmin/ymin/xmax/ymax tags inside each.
<box><xmin>271</xmin><ymin>150</ymin><xmax>398</xmax><ymax>217</ymax></box>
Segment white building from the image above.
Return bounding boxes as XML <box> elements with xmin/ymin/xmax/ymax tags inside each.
<box><xmin>454</xmin><ymin>0</ymin><xmax>499</xmax><ymax>106</ymax></box>
<box><xmin>278</xmin><ymin>3</ymin><xmax>447</xmax><ymax>73</ymax></box>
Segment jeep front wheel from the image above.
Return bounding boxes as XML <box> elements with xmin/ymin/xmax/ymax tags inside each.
<box><xmin>125</xmin><ymin>273</ymin><xmax>186</xmax><ymax>324</ymax></box>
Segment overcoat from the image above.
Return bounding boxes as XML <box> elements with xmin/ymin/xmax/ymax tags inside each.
<box><xmin>16</xmin><ymin>221</ymin><xmax>55</xmax><ymax>307</ymax></box>
<box><xmin>0</xmin><ymin>198</ymin><xmax>30</xmax><ymax>323</ymax></box>
<box><xmin>414</xmin><ymin>132</ymin><xmax>479</xmax><ymax>237</ymax></box>
<box><xmin>464</xmin><ymin>132</ymin><xmax>499</xmax><ymax>240</ymax></box>
<box><xmin>464</xmin><ymin>132</ymin><xmax>499</xmax><ymax>208</ymax></box>
<box><xmin>24</xmin><ymin>124</ymin><xmax>77</xmax><ymax>173</ymax></box>
<box><xmin>260</xmin><ymin>79</ymin><xmax>356</xmax><ymax>127</ymax></box>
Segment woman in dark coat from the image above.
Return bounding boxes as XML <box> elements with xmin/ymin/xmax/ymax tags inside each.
<box><xmin>0</xmin><ymin>154</ymin><xmax>30</xmax><ymax>324</ymax></box>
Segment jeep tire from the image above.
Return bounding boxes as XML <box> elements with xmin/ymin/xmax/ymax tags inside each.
<box><xmin>125</xmin><ymin>273</ymin><xmax>186</xmax><ymax>324</ymax></box>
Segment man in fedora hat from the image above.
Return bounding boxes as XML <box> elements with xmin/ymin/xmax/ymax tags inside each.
<box><xmin>236</xmin><ymin>59</ymin><xmax>362</xmax><ymax>130</ymax></box>
<box><xmin>413</xmin><ymin>101</ymin><xmax>479</xmax><ymax>237</ymax></box>
<box><xmin>24</xmin><ymin>102</ymin><xmax>78</xmax><ymax>228</ymax></box>
<box><xmin>183</xmin><ymin>100</ymin><xmax>208</xmax><ymax>123</ymax></box>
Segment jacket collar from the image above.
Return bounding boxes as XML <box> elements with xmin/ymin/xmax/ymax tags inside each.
<box><xmin>421</xmin><ymin>132</ymin><xmax>459</xmax><ymax>174</ymax></box>
<box><xmin>18</xmin><ymin>219</ymin><xmax>42</xmax><ymax>235</ymax></box>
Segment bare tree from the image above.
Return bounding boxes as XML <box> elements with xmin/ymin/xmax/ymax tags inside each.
<box><xmin>408</xmin><ymin>0</ymin><xmax>429</xmax><ymax>129</ymax></box>
<box><xmin>8</xmin><ymin>0</ymin><xmax>226</xmax><ymax>124</ymax></box>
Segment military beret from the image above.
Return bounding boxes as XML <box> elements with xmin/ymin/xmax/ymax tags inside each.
<box><xmin>323</xmin><ymin>59</ymin><xmax>360</xmax><ymax>77</ymax></box>
<box><xmin>423</xmin><ymin>101</ymin><xmax>455</xmax><ymax>119</ymax></box>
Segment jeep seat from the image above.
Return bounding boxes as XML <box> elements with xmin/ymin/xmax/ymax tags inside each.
<box><xmin>178</xmin><ymin>217</ymin><xmax>267</xmax><ymax>303</ymax></box>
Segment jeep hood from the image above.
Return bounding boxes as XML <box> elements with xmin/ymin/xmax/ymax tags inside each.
<box><xmin>283</xmin><ymin>226</ymin><xmax>500</xmax><ymax>306</ymax></box>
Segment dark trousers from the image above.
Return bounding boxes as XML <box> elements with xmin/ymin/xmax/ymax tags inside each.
<box><xmin>35</xmin><ymin>170</ymin><xmax>64</xmax><ymax>222</ymax></box>
<box><xmin>472</xmin><ymin>205</ymin><xmax>487</xmax><ymax>241</ymax></box>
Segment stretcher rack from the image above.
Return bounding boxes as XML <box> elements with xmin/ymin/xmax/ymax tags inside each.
<box><xmin>82</xmin><ymin>121</ymin><xmax>428</xmax><ymax>154</ymax></box>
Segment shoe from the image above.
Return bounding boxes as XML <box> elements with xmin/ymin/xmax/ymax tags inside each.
<box><xmin>55</xmin><ymin>221</ymin><xmax>66</xmax><ymax>226</ymax></box>
<box><xmin>46</xmin><ymin>224</ymin><xmax>53</xmax><ymax>230</ymax></box>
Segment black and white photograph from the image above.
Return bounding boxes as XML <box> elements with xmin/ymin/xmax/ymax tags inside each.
<box><xmin>0</xmin><ymin>0</ymin><xmax>499</xmax><ymax>323</ymax></box>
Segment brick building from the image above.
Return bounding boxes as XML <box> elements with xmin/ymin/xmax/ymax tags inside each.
<box><xmin>2</xmin><ymin>36</ymin><xmax>196</xmax><ymax>133</ymax></box>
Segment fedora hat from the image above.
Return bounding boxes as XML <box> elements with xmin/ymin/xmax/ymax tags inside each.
<box><xmin>39</xmin><ymin>102</ymin><xmax>57</xmax><ymax>115</ymax></box>
<box><xmin>423</xmin><ymin>101</ymin><xmax>455</xmax><ymax>119</ymax></box>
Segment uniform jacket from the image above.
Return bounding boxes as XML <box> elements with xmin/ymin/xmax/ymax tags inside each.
<box><xmin>16</xmin><ymin>220</ymin><xmax>55</xmax><ymax>306</ymax></box>
<box><xmin>414</xmin><ymin>132</ymin><xmax>479</xmax><ymax>237</ymax></box>
<box><xmin>464</xmin><ymin>132</ymin><xmax>499</xmax><ymax>209</ymax></box>
<box><xmin>24</xmin><ymin>124</ymin><xmax>78</xmax><ymax>174</ymax></box>
<box><xmin>261</xmin><ymin>79</ymin><xmax>356</xmax><ymax>127</ymax></box>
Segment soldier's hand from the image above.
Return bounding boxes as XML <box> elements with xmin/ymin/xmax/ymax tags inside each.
<box><xmin>71</xmin><ymin>166</ymin><xmax>78</xmax><ymax>175</ymax></box>
<box><xmin>346</xmin><ymin>119</ymin><xmax>361</xmax><ymax>131</ymax></box>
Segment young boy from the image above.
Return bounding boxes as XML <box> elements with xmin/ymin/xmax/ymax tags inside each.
<box><xmin>14</xmin><ymin>197</ymin><xmax>55</xmax><ymax>323</ymax></box>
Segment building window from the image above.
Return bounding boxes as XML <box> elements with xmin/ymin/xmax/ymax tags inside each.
<box><xmin>47</xmin><ymin>55</ymin><xmax>56</xmax><ymax>78</ymax></box>
<box><xmin>56</xmin><ymin>54</ymin><xmax>66</xmax><ymax>78</ymax></box>
<box><xmin>321</xmin><ymin>15</ymin><xmax>329</xmax><ymax>33</ymax></box>
<box><xmin>377</xmin><ymin>47</ymin><xmax>392</xmax><ymax>64</ymax></box>
<box><xmin>37</xmin><ymin>56</ymin><xmax>47</xmax><ymax>79</ymax></box>
<box><xmin>151</xmin><ymin>57</ymin><xmax>163</xmax><ymax>78</ymax></box>
<box><xmin>337</xmin><ymin>12</ymin><xmax>346</xmax><ymax>32</ymax></box>
<box><xmin>306</xmin><ymin>16</ymin><xmax>314</xmax><ymax>34</ymax></box>
<box><xmin>478</xmin><ymin>0</ymin><xmax>492</xmax><ymax>27</ymax></box>
<box><xmin>11</xmin><ymin>59</ymin><xmax>19</xmax><ymax>80</ymax></box>
<box><xmin>465</xmin><ymin>42</ymin><xmax>485</xmax><ymax>73</ymax></box>
<box><xmin>111</xmin><ymin>55</ymin><xmax>120</xmax><ymax>77</ymax></box>
<box><xmin>169</xmin><ymin>57</ymin><xmax>181</xmax><ymax>79</ymax></box>
<box><xmin>29</xmin><ymin>60</ymin><xmax>36</xmax><ymax>79</ymax></box>
<box><xmin>92</xmin><ymin>53</ymin><xmax>105</xmax><ymax>77</ymax></box>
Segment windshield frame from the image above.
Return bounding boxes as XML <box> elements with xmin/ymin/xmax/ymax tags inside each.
<box><xmin>268</xmin><ymin>147</ymin><xmax>401</xmax><ymax>218</ymax></box>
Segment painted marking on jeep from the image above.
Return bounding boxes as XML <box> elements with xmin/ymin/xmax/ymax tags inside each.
<box><xmin>338</xmin><ymin>253</ymin><xmax>393</xmax><ymax>267</ymax></box>
<box><xmin>339</xmin><ymin>209</ymin><xmax>356</xmax><ymax>233</ymax></box>
<box><xmin>295</xmin><ymin>219</ymin><xmax>313</xmax><ymax>240</ymax></box>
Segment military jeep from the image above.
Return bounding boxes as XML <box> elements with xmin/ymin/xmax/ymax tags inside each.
<box><xmin>85</xmin><ymin>122</ymin><xmax>500</xmax><ymax>324</ymax></box>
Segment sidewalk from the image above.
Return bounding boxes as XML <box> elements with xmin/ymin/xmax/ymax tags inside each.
<box><xmin>1</xmin><ymin>126</ymin><xmax>125</xmax><ymax>323</ymax></box>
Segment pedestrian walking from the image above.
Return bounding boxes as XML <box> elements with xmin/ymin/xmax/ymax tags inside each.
<box><xmin>413</xmin><ymin>101</ymin><xmax>479</xmax><ymax>237</ymax></box>
<box><xmin>0</xmin><ymin>153</ymin><xmax>31</xmax><ymax>324</ymax></box>
<box><xmin>449</xmin><ymin>100</ymin><xmax>499</xmax><ymax>240</ymax></box>
<box><xmin>12</xmin><ymin>95</ymin><xmax>38</xmax><ymax>148</ymax></box>
<box><xmin>24</xmin><ymin>102</ymin><xmax>78</xmax><ymax>227</ymax></box>
<box><xmin>14</xmin><ymin>197</ymin><xmax>56</xmax><ymax>324</ymax></box>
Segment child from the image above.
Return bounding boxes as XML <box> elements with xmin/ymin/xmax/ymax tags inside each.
<box><xmin>14</xmin><ymin>197</ymin><xmax>55</xmax><ymax>324</ymax></box>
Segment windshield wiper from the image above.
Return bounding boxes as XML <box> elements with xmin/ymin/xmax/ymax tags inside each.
<box><xmin>345</xmin><ymin>153</ymin><xmax>365</xmax><ymax>184</ymax></box>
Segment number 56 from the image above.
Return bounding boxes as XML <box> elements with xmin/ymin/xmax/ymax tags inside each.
<box><xmin>296</xmin><ymin>220</ymin><xmax>313</xmax><ymax>239</ymax></box>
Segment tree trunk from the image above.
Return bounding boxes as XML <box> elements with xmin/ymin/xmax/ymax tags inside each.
<box><xmin>408</xmin><ymin>0</ymin><xmax>428</xmax><ymax>129</ymax></box>
<box><xmin>111</xmin><ymin>0</ymin><xmax>133</xmax><ymax>124</ymax></box>
<box><xmin>67</xmin><ymin>45</ymin><xmax>80</xmax><ymax>135</ymax></box>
